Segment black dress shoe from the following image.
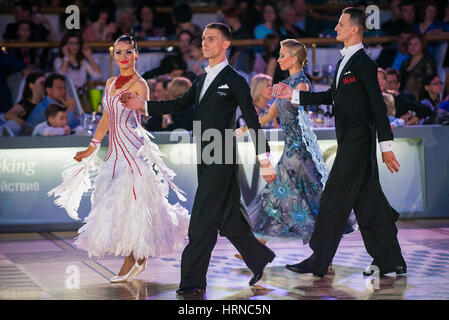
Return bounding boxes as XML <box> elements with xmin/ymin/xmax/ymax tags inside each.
<box><xmin>363</xmin><ymin>265</ymin><xmax>407</xmax><ymax>276</ymax></box>
<box><xmin>249</xmin><ymin>272</ymin><xmax>263</xmax><ymax>286</ymax></box>
<box><xmin>285</xmin><ymin>263</ymin><xmax>324</xmax><ymax>278</ymax></box>
<box><xmin>176</xmin><ymin>287</ymin><xmax>206</xmax><ymax>295</ymax></box>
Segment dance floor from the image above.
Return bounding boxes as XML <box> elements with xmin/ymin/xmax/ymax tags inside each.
<box><xmin>1</xmin><ymin>219</ymin><xmax>449</xmax><ymax>300</ymax></box>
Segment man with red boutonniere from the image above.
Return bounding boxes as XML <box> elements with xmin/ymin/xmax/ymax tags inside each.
<box><xmin>49</xmin><ymin>34</ymin><xmax>190</xmax><ymax>283</ymax></box>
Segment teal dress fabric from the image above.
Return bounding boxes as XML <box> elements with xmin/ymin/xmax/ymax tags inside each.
<box><xmin>248</xmin><ymin>70</ymin><xmax>329</xmax><ymax>243</ymax></box>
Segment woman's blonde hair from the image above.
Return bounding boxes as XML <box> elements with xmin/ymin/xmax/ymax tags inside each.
<box><xmin>280</xmin><ymin>39</ymin><xmax>308</xmax><ymax>67</ymax></box>
<box><xmin>383</xmin><ymin>92</ymin><xmax>396</xmax><ymax>116</ymax></box>
<box><xmin>167</xmin><ymin>77</ymin><xmax>192</xmax><ymax>99</ymax></box>
<box><xmin>250</xmin><ymin>74</ymin><xmax>272</xmax><ymax>101</ymax></box>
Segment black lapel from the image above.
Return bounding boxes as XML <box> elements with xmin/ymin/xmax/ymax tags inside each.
<box><xmin>198</xmin><ymin>65</ymin><xmax>231</xmax><ymax>105</ymax></box>
<box><xmin>332</xmin><ymin>58</ymin><xmax>343</xmax><ymax>95</ymax></box>
<box><xmin>195</xmin><ymin>73</ymin><xmax>207</xmax><ymax>105</ymax></box>
<box><xmin>335</xmin><ymin>48</ymin><xmax>364</xmax><ymax>94</ymax></box>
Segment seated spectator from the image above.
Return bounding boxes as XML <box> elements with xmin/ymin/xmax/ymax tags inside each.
<box><xmin>7</xmin><ymin>21</ymin><xmax>41</xmax><ymax>71</ymax></box>
<box><xmin>380</xmin><ymin>0</ymin><xmax>402</xmax><ymax>36</ymax></box>
<box><xmin>279</xmin><ymin>5</ymin><xmax>306</xmax><ymax>39</ymax></box>
<box><xmin>3</xmin><ymin>1</ymin><xmax>50</xmax><ymax>42</ymax></box>
<box><xmin>187</xmin><ymin>37</ymin><xmax>208</xmax><ymax>76</ymax></box>
<box><xmin>27</xmin><ymin>74</ymin><xmax>78</xmax><ymax>128</ymax></box>
<box><xmin>30</xmin><ymin>3</ymin><xmax>58</xmax><ymax>42</ymax></box>
<box><xmin>82</xmin><ymin>3</ymin><xmax>117</xmax><ymax>43</ymax></box>
<box><xmin>253</xmin><ymin>3</ymin><xmax>283</xmax><ymax>53</ymax></box>
<box><xmin>249</xmin><ymin>74</ymin><xmax>279</xmax><ymax>129</ymax></box>
<box><xmin>133</xmin><ymin>4</ymin><xmax>164</xmax><ymax>41</ymax></box>
<box><xmin>172</xmin><ymin>3</ymin><xmax>202</xmax><ymax>38</ymax></box>
<box><xmin>224</xmin><ymin>6</ymin><xmax>254</xmax><ymax>74</ymax></box>
<box><xmin>378</xmin><ymin>68</ymin><xmax>413</xmax><ymax>128</ymax></box>
<box><xmin>0</xmin><ymin>51</ymin><xmax>26</xmax><ymax>113</ymax></box>
<box><xmin>54</xmin><ymin>31</ymin><xmax>101</xmax><ymax>113</ymax></box>
<box><xmin>237</xmin><ymin>0</ymin><xmax>262</xmax><ymax>33</ymax></box>
<box><xmin>385</xmin><ymin>68</ymin><xmax>433</xmax><ymax>120</ymax></box>
<box><xmin>376</xmin><ymin>25</ymin><xmax>413</xmax><ymax>70</ymax></box>
<box><xmin>32</xmin><ymin>104</ymin><xmax>71</xmax><ymax>136</ymax></box>
<box><xmin>399</xmin><ymin>33</ymin><xmax>437</xmax><ymax>100</ymax></box>
<box><xmin>144</xmin><ymin>75</ymin><xmax>171</xmax><ymax>132</ymax></box>
<box><xmin>142</xmin><ymin>55</ymin><xmax>187</xmax><ymax>80</ymax></box>
<box><xmin>383</xmin><ymin>0</ymin><xmax>417</xmax><ymax>36</ymax></box>
<box><xmin>254</xmin><ymin>33</ymin><xmax>280</xmax><ymax>75</ymax></box>
<box><xmin>420</xmin><ymin>74</ymin><xmax>444</xmax><ymax>111</ymax></box>
<box><xmin>293</xmin><ymin>0</ymin><xmax>323</xmax><ymax>37</ymax></box>
<box><xmin>164</xmin><ymin>77</ymin><xmax>194</xmax><ymax>131</ymax></box>
<box><xmin>112</xmin><ymin>8</ymin><xmax>136</xmax><ymax>40</ymax></box>
<box><xmin>414</xmin><ymin>1</ymin><xmax>449</xmax><ymax>35</ymax></box>
<box><xmin>175</xmin><ymin>30</ymin><xmax>193</xmax><ymax>67</ymax></box>
<box><xmin>3</xmin><ymin>72</ymin><xmax>45</xmax><ymax>135</ymax></box>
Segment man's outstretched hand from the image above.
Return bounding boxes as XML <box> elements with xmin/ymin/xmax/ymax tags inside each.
<box><xmin>382</xmin><ymin>151</ymin><xmax>400</xmax><ymax>173</ymax></box>
<box><xmin>119</xmin><ymin>92</ymin><xmax>146</xmax><ymax>114</ymax></box>
<box><xmin>272</xmin><ymin>82</ymin><xmax>294</xmax><ymax>99</ymax></box>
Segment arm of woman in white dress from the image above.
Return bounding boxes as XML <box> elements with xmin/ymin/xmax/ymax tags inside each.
<box><xmin>74</xmin><ymin>78</ymin><xmax>113</xmax><ymax>162</ymax></box>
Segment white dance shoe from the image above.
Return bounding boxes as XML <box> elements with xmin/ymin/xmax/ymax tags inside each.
<box><xmin>110</xmin><ymin>259</ymin><xmax>147</xmax><ymax>283</ymax></box>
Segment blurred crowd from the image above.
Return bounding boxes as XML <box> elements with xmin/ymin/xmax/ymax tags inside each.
<box><xmin>1</xmin><ymin>0</ymin><xmax>449</xmax><ymax>137</ymax></box>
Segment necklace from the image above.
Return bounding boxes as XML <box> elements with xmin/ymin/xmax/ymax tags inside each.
<box><xmin>115</xmin><ymin>74</ymin><xmax>135</xmax><ymax>90</ymax></box>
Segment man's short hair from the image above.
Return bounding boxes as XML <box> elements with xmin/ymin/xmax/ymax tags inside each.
<box><xmin>205</xmin><ymin>22</ymin><xmax>232</xmax><ymax>41</ymax></box>
<box><xmin>385</xmin><ymin>68</ymin><xmax>400</xmax><ymax>81</ymax></box>
<box><xmin>155</xmin><ymin>75</ymin><xmax>172</xmax><ymax>90</ymax></box>
<box><xmin>399</xmin><ymin>0</ymin><xmax>415</xmax><ymax>10</ymax></box>
<box><xmin>342</xmin><ymin>7</ymin><xmax>367</xmax><ymax>34</ymax></box>
<box><xmin>44</xmin><ymin>73</ymin><xmax>65</xmax><ymax>89</ymax></box>
<box><xmin>45</xmin><ymin>104</ymin><xmax>67</xmax><ymax>120</ymax></box>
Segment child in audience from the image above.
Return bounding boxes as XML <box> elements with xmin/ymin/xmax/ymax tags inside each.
<box><xmin>32</xmin><ymin>104</ymin><xmax>71</xmax><ymax>136</ymax></box>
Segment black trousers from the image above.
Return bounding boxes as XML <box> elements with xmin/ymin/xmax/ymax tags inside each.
<box><xmin>179</xmin><ymin>206</ymin><xmax>275</xmax><ymax>289</ymax></box>
<box><xmin>307</xmin><ymin>124</ymin><xmax>406</xmax><ymax>274</ymax></box>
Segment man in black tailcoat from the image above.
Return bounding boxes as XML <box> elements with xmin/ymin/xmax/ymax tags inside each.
<box><xmin>273</xmin><ymin>8</ymin><xmax>407</xmax><ymax>277</ymax></box>
<box><xmin>120</xmin><ymin>23</ymin><xmax>276</xmax><ymax>295</ymax></box>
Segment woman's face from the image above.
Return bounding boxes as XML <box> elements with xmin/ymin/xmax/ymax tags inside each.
<box><xmin>66</xmin><ymin>36</ymin><xmax>80</xmax><ymax>55</ymax></box>
<box><xmin>141</xmin><ymin>6</ymin><xmax>154</xmax><ymax>23</ymax></box>
<box><xmin>258</xmin><ymin>79</ymin><xmax>273</xmax><ymax>101</ymax></box>
<box><xmin>30</xmin><ymin>76</ymin><xmax>45</xmax><ymax>97</ymax></box>
<box><xmin>277</xmin><ymin>46</ymin><xmax>296</xmax><ymax>71</ymax></box>
<box><xmin>114</xmin><ymin>41</ymin><xmax>137</xmax><ymax>71</ymax></box>
<box><xmin>425</xmin><ymin>5</ymin><xmax>437</xmax><ymax>22</ymax></box>
<box><xmin>408</xmin><ymin>37</ymin><xmax>423</xmax><ymax>56</ymax></box>
<box><xmin>426</xmin><ymin>76</ymin><xmax>443</xmax><ymax>95</ymax></box>
<box><xmin>179</xmin><ymin>33</ymin><xmax>192</xmax><ymax>54</ymax></box>
<box><xmin>17</xmin><ymin>23</ymin><xmax>31</xmax><ymax>41</ymax></box>
<box><xmin>263</xmin><ymin>5</ymin><xmax>276</xmax><ymax>24</ymax></box>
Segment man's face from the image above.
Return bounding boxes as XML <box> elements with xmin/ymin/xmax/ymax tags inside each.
<box><xmin>294</xmin><ymin>0</ymin><xmax>307</xmax><ymax>16</ymax></box>
<box><xmin>202</xmin><ymin>28</ymin><xmax>229</xmax><ymax>60</ymax></box>
<box><xmin>46</xmin><ymin>79</ymin><xmax>66</xmax><ymax>102</ymax></box>
<box><xmin>281</xmin><ymin>8</ymin><xmax>296</xmax><ymax>25</ymax></box>
<box><xmin>401</xmin><ymin>4</ymin><xmax>415</xmax><ymax>24</ymax></box>
<box><xmin>153</xmin><ymin>82</ymin><xmax>167</xmax><ymax>100</ymax></box>
<box><xmin>17</xmin><ymin>23</ymin><xmax>31</xmax><ymax>41</ymax></box>
<box><xmin>386</xmin><ymin>74</ymin><xmax>400</xmax><ymax>91</ymax></box>
<box><xmin>48</xmin><ymin>111</ymin><xmax>67</xmax><ymax>128</ymax></box>
<box><xmin>335</xmin><ymin>13</ymin><xmax>357</xmax><ymax>43</ymax></box>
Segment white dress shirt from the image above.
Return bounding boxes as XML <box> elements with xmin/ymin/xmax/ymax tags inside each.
<box><xmin>291</xmin><ymin>42</ymin><xmax>393</xmax><ymax>152</ymax></box>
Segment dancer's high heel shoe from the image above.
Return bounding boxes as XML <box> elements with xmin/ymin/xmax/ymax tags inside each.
<box><xmin>110</xmin><ymin>259</ymin><xmax>147</xmax><ymax>283</ymax></box>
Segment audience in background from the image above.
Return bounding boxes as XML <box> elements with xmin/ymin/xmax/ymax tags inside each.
<box><xmin>279</xmin><ymin>5</ymin><xmax>306</xmax><ymax>39</ymax></box>
<box><xmin>293</xmin><ymin>0</ymin><xmax>323</xmax><ymax>37</ymax></box>
<box><xmin>414</xmin><ymin>1</ymin><xmax>449</xmax><ymax>35</ymax></box>
<box><xmin>82</xmin><ymin>4</ymin><xmax>117</xmax><ymax>42</ymax></box>
<box><xmin>253</xmin><ymin>3</ymin><xmax>283</xmax><ymax>54</ymax></box>
<box><xmin>249</xmin><ymin>73</ymin><xmax>279</xmax><ymax>129</ymax></box>
<box><xmin>7</xmin><ymin>21</ymin><xmax>41</xmax><ymax>71</ymax></box>
<box><xmin>385</xmin><ymin>68</ymin><xmax>433</xmax><ymax>121</ymax></box>
<box><xmin>54</xmin><ymin>31</ymin><xmax>101</xmax><ymax>113</ymax></box>
<box><xmin>144</xmin><ymin>75</ymin><xmax>171</xmax><ymax>132</ymax></box>
<box><xmin>187</xmin><ymin>37</ymin><xmax>207</xmax><ymax>76</ymax></box>
<box><xmin>0</xmin><ymin>51</ymin><xmax>26</xmax><ymax>113</ymax></box>
<box><xmin>420</xmin><ymin>74</ymin><xmax>444</xmax><ymax>112</ymax></box>
<box><xmin>142</xmin><ymin>54</ymin><xmax>187</xmax><ymax>80</ymax></box>
<box><xmin>112</xmin><ymin>8</ymin><xmax>136</xmax><ymax>40</ymax></box>
<box><xmin>376</xmin><ymin>25</ymin><xmax>413</xmax><ymax>70</ymax></box>
<box><xmin>3</xmin><ymin>72</ymin><xmax>45</xmax><ymax>135</ymax></box>
<box><xmin>32</xmin><ymin>104</ymin><xmax>71</xmax><ymax>136</ymax></box>
<box><xmin>164</xmin><ymin>77</ymin><xmax>194</xmax><ymax>131</ymax></box>
<box><xmin>380</xmin><ymin>0</ymin><xmax>403</xmax><ymax>36</ymax></box>
<box><xmin>175</xmin><ymin>30</ymin><xmax>194</xmax><ymax>67</ymax></box>
<box><xmin>224</xmin><ymin>6</ymin><xmax>254</xmax><ymax>75</ymax></box>
<box><xmin>133</xmin><ymin>4</ymin><xmax>164</xmax><ymax>41</ymax></box>
<box><xmin>27</xmin><ymin>74</ymin><xmax>78</xmax><ymax>129</ymax></box>
<box><xmin>399</xmin><ymin>33</ymin><xmax>437</xmax><ymax>100</ymax></box>
<box><xmin>172</xmin><ymin>3</ymin><xmax>202</xmax><ymax>38</ymax></box>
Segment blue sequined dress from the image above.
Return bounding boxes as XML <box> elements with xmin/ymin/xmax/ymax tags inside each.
<box><xmin>248</xmin><ymin>70</ymin><xmax>329</xmax><ymax>244</ymax></box>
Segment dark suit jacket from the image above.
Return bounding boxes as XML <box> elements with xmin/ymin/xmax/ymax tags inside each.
<box><xmin>145</xmin><ymin>64</ymin><xmax>269</xmax><ymax>236</ymax></box>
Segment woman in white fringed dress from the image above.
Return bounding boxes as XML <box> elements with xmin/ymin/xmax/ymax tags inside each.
<box><xmin>49</xmin><ymin>34</ymin><xmax>190</xmax><ymax>282</ymax></box>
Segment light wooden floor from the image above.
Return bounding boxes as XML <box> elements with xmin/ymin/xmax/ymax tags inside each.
<box><xmin>1</xmin><ymin>219</ymin><xmax>449</xmax><ymax>300</ymax></box>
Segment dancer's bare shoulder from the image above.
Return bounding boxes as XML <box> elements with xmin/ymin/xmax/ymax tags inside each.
<box><xmin>129</xmin><ymin>76</ymin><xmax>149</xmax><ymax>100</ymax></box>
